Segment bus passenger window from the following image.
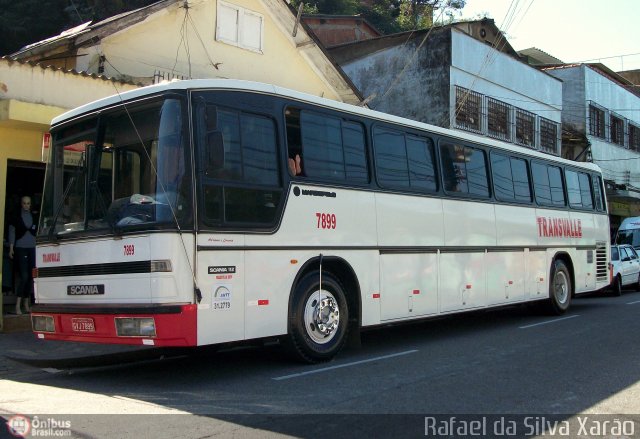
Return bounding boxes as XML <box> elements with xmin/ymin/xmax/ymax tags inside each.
<box><xmin>566</xmin><ymin>170</ymin><xmax>582</xmax><ymax>208</ymax></box>
<box><xmin>532</xmin><ymin>162</ymin><xmax>565</xmax><ymax>207</ymax></box>
<box><xmin>285</xmin><ymin>108</ymin><xmax>304</xmax><ymax>176</ymax></box>
<box><xmin>592</xmin><ymin>176</ymin><xmax>605</xmax><ymax>211</ymax></box>
<box><xmin>578</xmin><ymin>172</ymin><xmax>594</xmax><ymax>209</ymax></box>
<box><xmin>440</xmin><ymin>143</ymin><xmax>488</xmax><ymax>196</ymax></box>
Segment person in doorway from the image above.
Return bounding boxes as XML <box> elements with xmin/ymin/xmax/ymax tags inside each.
<box><xmin>8</xmin><ymin>196</ymin><xmax>37</xmax><ymax>315</ymax></box>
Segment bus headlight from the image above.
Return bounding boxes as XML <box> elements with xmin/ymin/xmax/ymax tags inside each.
<box><xmin>150</xmin><ymin>260</ymin><xmax>172</xmax><ymax>272</ymax></box>
<box><xmin>115</xmin><ymin>317</ymin><xmax>157</xmax><ymax>337</ymax></box>
<box><xmin>32</xmin><ymin>315</ymin><xmax>55</xmax><ymax>333</ymax></box>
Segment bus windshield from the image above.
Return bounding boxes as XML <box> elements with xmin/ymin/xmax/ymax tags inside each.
<box><xmin>38</xmin><ymin>97</ymin><xmax>192</xmax><ymax>238</ymax></box>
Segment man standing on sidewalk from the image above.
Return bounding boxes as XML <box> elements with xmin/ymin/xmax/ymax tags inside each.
<box><xmin>8</xmin><ymin>195</ymin><xmax>36</xmax><ymax>315</ymax></box>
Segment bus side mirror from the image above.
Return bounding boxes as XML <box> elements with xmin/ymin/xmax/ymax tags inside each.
<box><xmin>206</xmin><ymin>132</ymin><xmax>224</xmax><ymax>170</ymax></box>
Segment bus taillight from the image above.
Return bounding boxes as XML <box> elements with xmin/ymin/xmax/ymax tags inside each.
<box><xmin>609</xmin><ymin>262</ymin><xmax>613</xmax><ymax>284</ymax></box>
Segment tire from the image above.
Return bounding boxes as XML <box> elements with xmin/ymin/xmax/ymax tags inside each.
<box><xmin>548</xmin><ymin>259</ymin><xmax>572</xmax><ymax>315</ymax></box>
<box><xmin>612</xmin><ymin>275</ymin><xmax>623</xmax><ymax>296</ymax></box>
<box><xmin>284</xmin><ymin>271</ymin><xmax>349</xmax><ymax>363</ymax></box>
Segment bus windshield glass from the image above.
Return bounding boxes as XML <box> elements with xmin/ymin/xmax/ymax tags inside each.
<box><xmin>38</xmin><ymin>97</ymin><xmax>192</xmax><ymax>238</ymax></box>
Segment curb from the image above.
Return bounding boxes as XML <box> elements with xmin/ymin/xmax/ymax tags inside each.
<box><xmin>0</xmin><ymin>314</ymin><xmax>31</xmax><ymax>333</ymax></box>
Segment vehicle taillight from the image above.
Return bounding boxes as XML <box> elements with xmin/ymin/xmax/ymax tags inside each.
<box><xmin>609</xmin><ymin>262</ymin><xmax>613</xmax><ymax>283</ymax></box>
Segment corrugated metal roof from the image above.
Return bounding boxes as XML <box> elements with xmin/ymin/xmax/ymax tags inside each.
<box><xmin>0</xmin><ymin>56</ymin><xmax>142</xmax><ymax>86</ymax></box>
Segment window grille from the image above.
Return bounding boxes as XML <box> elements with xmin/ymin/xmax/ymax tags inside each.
<box><xmin>539</xmin><ymin>117</ymin><xmax>558</xmax><ymax>154</ymax></box>
<box><xmin>515</xmin><ymin>109</ymin><xmax>535</xmax><ymax>148</ymax></box>
<box><xmin>630</xmin><ymin>124</ymin><xmax>640</xmax><ymax>152</ymax></box>
<box><xmin>589</xmin><ymin>104</ymin><xmax>605</xmax><ymax>139</ymax></box>
<box><xmin>610</xmin><ymin>114</ymin><xmax>625</xmax><ymax>146</ymax></box>
<box><xmin>455</xmin><ymin>86</ymin><xmax>481</xmax><ymax>132</ymax></box>
<box><xmin>487</xmin><ymin>98</ymin><xmax>510</xmax><ymax>141</ymax></box>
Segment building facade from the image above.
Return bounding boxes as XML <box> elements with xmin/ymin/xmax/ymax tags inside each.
<box><xmin>0</xmin><ymin>58</ymin><xmax>138</xmax><ymax>327</ymax></box>
<box><xmin>329</xmin><ymin>19</ymin><xmax>562</xmax><ymax>156</ymax></box>
<box><xmin>543</xmin><ymin>64</ymin><xmax>640</xmax><ymax>235</ymax></box>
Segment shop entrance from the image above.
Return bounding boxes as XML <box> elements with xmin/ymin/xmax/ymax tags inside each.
<box><xmin>3</xmin><ymin>159</ymin><xmax>45</xmax><ymax>313</ymax></box>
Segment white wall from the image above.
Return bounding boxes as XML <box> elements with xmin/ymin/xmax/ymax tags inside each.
<box><xmin>0</xmin><ymin>58</ymin><xmax>138</xmax><ymax>112</ymax></box>
<box><xmin>450</xmin><ymin>30</ymin><xmax>562</xmax><ymax>122</ymax></box>
<box><xmin>582</xmin><ymin>66</ymin><xmax>640</xmax><ymax>184</ymax></box>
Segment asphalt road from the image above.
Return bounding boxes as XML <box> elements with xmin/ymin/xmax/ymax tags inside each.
<box><xmin>2</xmin><ymin>290</ymin><xmax>640</xmax><ymax>438</ymax></box>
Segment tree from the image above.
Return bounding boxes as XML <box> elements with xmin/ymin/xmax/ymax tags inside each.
<box><xmin>396</xmin><ymin>0</ymin><xmax>466</xmax><ymax>31</ymax></box>
<box><xmin>0</xmin><ymin>0</ymin><xmax>69</xmax><ymax>55</ymax></box>
<box><xmin>0</xmin><ymin>0</ymin><xmax>158</xmax><ymax>56</ymax></box>
<box><xmin>295</xmin><ymin>0</ymin><xmax>466</xmax><ymax>35</ymax></box>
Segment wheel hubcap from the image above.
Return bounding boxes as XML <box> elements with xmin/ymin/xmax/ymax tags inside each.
<box><xmin>554</xmin><ymin>271</ymin><xmax>569</xmax><ymax>304</ymax></box>
<box><xmin>304</xmin><ymin>290</ymin><xmax>340</xmax><ymax>344</ymax></box>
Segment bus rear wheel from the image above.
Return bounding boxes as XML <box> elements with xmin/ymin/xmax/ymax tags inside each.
<box><xmin>549</xmin><ymin>259</ymin><xmax>572</xmax><ymax>314</ymax></box>
<box><xmin>284</xmin><ymin>272</ymin><xmax>349</xmax><ymax>363</ymax></box>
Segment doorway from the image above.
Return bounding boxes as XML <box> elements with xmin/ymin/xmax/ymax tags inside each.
<box><xmin>3</xmin><ymin>160</ymin><xmax>45</xmax><ymax>312</ymax></box>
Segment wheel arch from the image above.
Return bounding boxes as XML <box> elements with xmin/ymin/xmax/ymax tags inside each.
<box><xmin>288</xmin><ymin>255</ymin><xmax>362</xmax><ymax>330</ymax></box>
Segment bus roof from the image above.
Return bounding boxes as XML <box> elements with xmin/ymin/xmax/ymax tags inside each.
<box><xmin>52</xmin><ymin>78</ymin><xmax>602</xmax><ymax>173</ymax></box>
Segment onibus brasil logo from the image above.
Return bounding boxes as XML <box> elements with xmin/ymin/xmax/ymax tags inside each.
<box><xmin>6</xmin><ymin>415</ymin><xmax>72</xmax><ymax>437</ymax></box>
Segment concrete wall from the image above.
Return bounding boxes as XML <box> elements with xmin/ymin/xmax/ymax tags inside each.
<box><xmin>544</xmin><ymin>67</ymin><xmax>586</xmax><ymax>134</ymax></box>
<box><xmin>0</xmin><ymin>59</ymin><xmax>137</xmax><ymax>112</ymax></box>
<box><xmin>340</xmin><ymin>29</ymin><xmax>451</xmax><ymax>126</ymax></box>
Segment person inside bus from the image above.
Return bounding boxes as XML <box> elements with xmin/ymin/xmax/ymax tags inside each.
<box><xmin>8</xmin><ymin>195</ymin><xmax>36</xmax><ymax>315</ymax></box>
<box><xmin>288</xmin><ymin>153</ymin><xmax>303</xmax><ymax>176</ymax></box>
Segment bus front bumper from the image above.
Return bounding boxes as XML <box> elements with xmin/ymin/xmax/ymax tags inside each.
<box><xmin>30</xmin><ymin>304</ymin><xmax>197</xmax><ymax>346</ymax></box>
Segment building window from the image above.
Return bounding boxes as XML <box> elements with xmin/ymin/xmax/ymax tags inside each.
<box><xmin>455</xmin><ymin>86</ymin><xmax>481</xmax><ymax>132</ymax></box>
<box><xmin>611</xmin><ymin>114</ymin><xmax>625</xmax><ymax>146</ymax></box>
<box><xmin>487</xmin><ymin>98</ymin><xmax>510</xmax><ymax>141</ymax></box>
<box><xmin>589</xmin><ymin>104</ymin><xmax>605</xmax><ymax>139</ymax></box>
<box><xmin>539</xmin><ymin>117</ymin><xmax>558</xmax><ymax>154</ymax></box>
<box><xmin>217</xmin><ymin>1</ymin><xmax>264</xmax><ymax>52</ymax></box>
<box><xmin>630</xmin><ymin>124</ymin><xmax>640</xmax><ymax>152</ymax></box>
<box><xmin>515</xmin><ymin>109</ymin><xmax>535</xmax><ymax>148</ymax></box>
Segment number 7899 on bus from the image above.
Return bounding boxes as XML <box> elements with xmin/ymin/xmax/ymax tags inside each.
<box><xmin>316</xmin><ymin>213</ymin><xmax>337</xmax><ymax>229</ymax></box>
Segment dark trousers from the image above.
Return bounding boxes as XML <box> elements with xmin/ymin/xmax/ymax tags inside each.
<box><xmin>14</xmin><ymin>247</ymin><xmax>35</xmax><ymax>299</ymax></box>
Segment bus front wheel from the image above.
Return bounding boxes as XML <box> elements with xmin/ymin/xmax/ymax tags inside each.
<box><xmin>284</xmin><ymin>272</ymin><xmax>349</xmax><ymax>363</ymax></box>
<box><xmin>549</xmin><ymin>259</ymin><xmax>572</xmax><ymax>314</ymax></box>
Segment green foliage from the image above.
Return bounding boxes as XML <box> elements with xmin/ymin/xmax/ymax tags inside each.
<box><xmin>356</xmin><ymin>0</ymin><xmax>402</xmax><ymax>34</ymax></box>
<box><xmin>0</xmin><ymin>0</ymin><xmax>157</xmax><ymax>56</ymax></box>
<box><xmin>0</xmin><ymin>0</ymin><xmax>69</xmax><ymax>55</ymax></box>
<box><xmin>297</xmin><ymin>0</ymin><xmax>466</xmax><ymax>34</ymax></box>
<box><xmin>395</xmin><ymin>0</ymin><xmax>466</xmax><ymax>31</ymax></box>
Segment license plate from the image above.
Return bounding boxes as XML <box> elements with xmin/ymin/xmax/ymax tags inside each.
<box><xmin>71</xmin><ymin>317</ymin><xmax>95</xmax><ymax>333</ymax></box>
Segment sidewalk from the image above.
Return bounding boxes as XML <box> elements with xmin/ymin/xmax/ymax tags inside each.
<box><xmin>0</xmin><ymin>315</ymin><xmax>164</xmax><ymax>369</ymax></box>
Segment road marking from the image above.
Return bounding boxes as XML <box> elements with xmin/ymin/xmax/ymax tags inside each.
<box><xmin>272</xmin><ymin>350</ymin><xmax>418</xmax><ymax>381</ymax></box>
<box><xmin>627</xmin><ymin>300</ymin><xmax>640</xmax><ymax>305</ymax></box>
<box><xmin>519</xmin><ymin>314</ymin><xmax>579</xmax><ymax>329</ymax></box>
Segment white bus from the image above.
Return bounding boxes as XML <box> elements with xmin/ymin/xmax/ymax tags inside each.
<box><xmin>32</xmin><ymin>80</ymin><xmax>610</xmax><ymax>362</ymax></box>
